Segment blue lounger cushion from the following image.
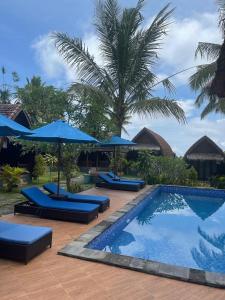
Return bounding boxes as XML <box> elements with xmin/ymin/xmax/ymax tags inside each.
<box><xmin>99</xmin><ymin>173</ymin><xmax>140</xmax><ymax>187</ymax></box>
<box><xmin>108</xmin><ymin>171</ymin><xmax>145</xmax><ymax>185</ymax></box>
<box><xmin>43</xmin><ymin>183</ymin><xmax>109</xmax><ymax>203</ymax></box>
<box><xmin>21</xmin><ymin>187</ymin><xmax>99</xmax><ymax>212</ymax></box>
<box><xmin>0</xmin><ymin>221</ymin><xmax>52</xmax><ymax>245</ymax></box>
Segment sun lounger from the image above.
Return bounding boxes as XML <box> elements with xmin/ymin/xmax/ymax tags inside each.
<box><xmin>96</xmin><ymin>173</ymin><xmax>141</xmax><ymax>191</ymax></box>
<box><xmin>43</xmin><ymin>183</ymin><xmax>110</xmax><ymax>212</ymax></box>
<box><xmin>0</xmin><ymin>220</ymin><xmax>52</xmax><ymax>263</ymax></box>
<box><xmin>15</xmin><ymin>187</ymin><xmax>99</xmax><ymax>223</ymax></box>
<box><xmin>108</xmin><ymin>171</ymin><xmax>145</xmax><ymax>188</ymax></box>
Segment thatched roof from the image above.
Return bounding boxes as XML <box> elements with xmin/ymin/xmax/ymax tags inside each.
<box><xmin>0</xmin><ymin>104</ymin><xmax>31</xmax><ymax>128</ymax></box>
<box><xmin>132</xmin><ymin>127</ymin><xmax>174</xmax><ymax>157</ymax></box>
<box><xmin>185</xmin><ymin>136</ymin><xmax>225</xmax><ymax>161</ymax></box>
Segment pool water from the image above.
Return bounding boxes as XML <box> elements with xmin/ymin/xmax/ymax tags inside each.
<box><xmin>88</xmin><ymin>186</ymin><xmax>225</xmax><ymax>274</ymax></box>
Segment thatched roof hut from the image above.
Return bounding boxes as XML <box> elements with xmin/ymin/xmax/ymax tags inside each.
<box><xmin>184</xmin><ymin>136</ymin><xmax>225</xmax><ymax>180</ymax></box>
<box><xmin>0</xmin><ymin>104</ymin><xmax>31</xmax><ymax>128</ymax></box>
<box><xmin>0</xmin><ymin>104</ymin><xmax>34</xmax><ymax>173</ymax></box>
<box><xmin>132</xmin><ymin>127</ymin><xmax>174</xmax><ymax>157</ymax></box>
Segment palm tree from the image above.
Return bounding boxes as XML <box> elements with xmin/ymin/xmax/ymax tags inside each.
<box><xmin>53</xmin><ymin>0</ymin><xmax>185</xmax><ymax>136</ymax></box>
<box><xmin>0</xmin><ymin>66</ymin><xmax>20</xmax><ymax>104</ymax></box>
<box><xmin>0</xmin><ymin>66</ymin><xmax>11</xmax><ymax>104</ymax></box>
<box><xmin>189</xmin><ymin>0</ymin><xmax>225</xmax><ymax>118</ymax></box>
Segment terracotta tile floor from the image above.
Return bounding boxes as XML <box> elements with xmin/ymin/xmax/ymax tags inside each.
<box><xmin>0</xmin><ymin>187</ymin><xmax>225</xmax><ymax>300</ymax></box>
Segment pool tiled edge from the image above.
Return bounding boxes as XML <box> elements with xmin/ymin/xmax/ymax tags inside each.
<box><xmin>58</xmin><ymin>185</ymin><xmax>225</xmax><ymax>289</ymax></box>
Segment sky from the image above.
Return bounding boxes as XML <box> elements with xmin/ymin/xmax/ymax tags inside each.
<box><xmin>0</xmin><ymin>0</ymin><xmax>224</xmax><ymax>156</ymax></box>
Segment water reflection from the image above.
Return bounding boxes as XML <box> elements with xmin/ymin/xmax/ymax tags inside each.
<box><xmin>137</xmin><ymin>192</ymin><xmax>187</xmax><ymax>225</ymax></box>
<box><xmin>192</xmin><ymin>227</ymin><xmax>225</xmax><ymax>273</ymax></box>
<box><xmin>184</xmin><ymin>195</ymin><xmax>225</xmax><ymax>220</ymax></box>
<box><xmin>106</xmin><ymin>230</ymin><xmax>135</xmax><ymax>254</ymax></box>
<box><xmin>137</xmin><ymin>191</ymin><xmax>225</xmax><ymax>225</ymax></box>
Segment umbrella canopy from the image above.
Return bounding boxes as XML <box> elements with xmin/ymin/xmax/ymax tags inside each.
<box><xmin>0</xmin><ymin>113</ymin><xmax>32</xmax><ymax>137</ymax></box>
<box><xmin>101</xmin><ymin>135</ymin><xmax>136</xmax><ymax>147</ymax></box>
<box><xmin>22</xmin><ymin>120</ymin><xmax>99</xmax><ymax>195</ymax></box>
<box><xmin>22</xmin><ymin>120</ymin><xmax>98</xmax><ymax>144</ymax></box>
<box><xmin>101</xmin><ymin>136</ymin><xmax>136</xmax><ymax>175</ymax></box>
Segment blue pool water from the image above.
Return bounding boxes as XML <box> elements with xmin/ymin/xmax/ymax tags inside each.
<box><xmin>88</xmin><ymin>186</ymin><xmax>225</xmax><ymax>274</ymax></box>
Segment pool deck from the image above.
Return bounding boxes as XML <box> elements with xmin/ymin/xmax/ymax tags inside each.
<box><xmin>0</xmin><ymin>186</ymin><xmax>225</xmax><ymax>300</ymax></box>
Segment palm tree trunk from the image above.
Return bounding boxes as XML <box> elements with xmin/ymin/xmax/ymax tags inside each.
<box><xmin>211</xmin><ymin>39</ymin><xmax>225</xmax><ymax>98</ymax></box>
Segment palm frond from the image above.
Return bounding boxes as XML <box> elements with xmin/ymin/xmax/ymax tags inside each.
<box><xmin>195</xmin><ymin>42</ymin><xmax>221</xmax><ymax>60</ymax></box>
<box><xmin>201</xmin><ymin>97</ymin><xmax>225</xmax><ymax>118</ymax></box>
<box><xmin>161</xmin><ymin>78</ymin><xmax>176</xmax><ymax>94</ymax></box>
<box><xmin>195</xmin><ymin>84</ymin><xmax>212</xmax><ymax>108</ymax></box>
<box><xmin>194</xmin><ymin>84</ymin><xmax>225</xmax><ymax>119</ymax></box>
<box><xmin>53</xmin><ymin>32</ymin><xmax>105</xmax><ymax>86</ymax></box>
<box><xmin>95</xmin><ymin>0</ymin><xmax>120</xmax><ymax>77</ymax></box>
<box><xmin>125</xmin><ymin>4</ymin><xmax>174</xmax><ymax>96</ymax></box>
<box><xmin>201</xmin><ymin>101</ymin><xmax>219</xmax><ymax>118</ymax></box>
<box><xmin>126</xmin><ymin>71</ymin><xmax>157</xmax><ymax>104</ymax></box>
<box><xmin>189</xmin><ymin>62</ymin><xmax>217</xmax><ymax>91</ymax></box>
<box><xmin>96</xmin><ymin>0</ymin><xmax>145</xmax><ymax>90</ymax></box>
<box><xmin>130</xmin><ymin>97</ymin><xmax>186</xmax><ymax>123</ymax></box>
<box><xmin>138</xmin><ymin>4</ymin><xmax>175</xmax><ymax>62</ymax></box>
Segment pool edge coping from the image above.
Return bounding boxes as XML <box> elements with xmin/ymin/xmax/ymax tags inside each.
<box><xmin>58</xmin><ymin>185</ymin><xmax>225</xmax><ymax>289</ymax></box>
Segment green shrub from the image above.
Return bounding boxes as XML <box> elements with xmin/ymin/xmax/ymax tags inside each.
<box><xmin>62</xmin><ymin>152</ymin><xmax>80</xmax><ymax>190</ymax></box>
<box><xmin>43</xmin><ymin>154</ymin><xmax>57</xmax><ymax>179</ymax></box>
<box><xmin>110</xmin><ymin>157</ymin><xmax>129</xmax><ymax>174</ymax></box>
<box><xmin>211</xmin><ymin>176</ymin><xmax>225</xmax><ymax>189</ymax></box>
<box><xmin>68</xmin><ymin>182</ymin><xmax>83</xmax><ymax>193</ymax></box>
<box><xmin>136</xmin><ymin>150</ymin><xmax>198</xmax><ymax>186</ymax></box>
<box><xmin>126</xmin><ymin>160</ymin><xmax>139</xmax><ymax>176</ymax></box>
<box><xmin>0</xmin><ymin>165</ymin><xmax>25</xmax><ymax>192</ymax></box>
<box><xmin>187</xmin><ymin>166</ymin><xmax>198</xmax><ymax>185</ymax></box>
<box><xmin>33</xmin><ymin>154</ymin><xmax>46</xmax><ymax>179</ymax></box>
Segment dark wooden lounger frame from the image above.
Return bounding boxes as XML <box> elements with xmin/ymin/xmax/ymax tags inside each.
<box><xmin>0</xmin><ymin>231</ymin><xmax>52</xmax><ymax>264</ymax></box>
<box><xmin>96</xmin><ymin>181</ymin><xmax>140</xmax><ymax>192</ymax></box>
<box><xmin>49</xmin><ymin>194</ymin><xmax>110</xmax><ymax>213</ymax></box>
<box><xmin>14</xmin><ymin>201</ymin><xmax>98</xmax><ymax>224</ymax></box>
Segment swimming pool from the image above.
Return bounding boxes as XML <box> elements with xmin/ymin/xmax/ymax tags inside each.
<box><xmin>60</xmin><ymin>185</ymin><xmax>225</xmax><ymax>287</ymax></box>
<box><xmin>87</xmin><ymin>186</ymin><xmax>225</xmax><ymax>274</ymax></box>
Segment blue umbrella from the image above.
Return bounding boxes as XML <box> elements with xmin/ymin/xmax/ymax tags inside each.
<box><xmin>0</xmin><ymin>113</ymin><xmax>32</xmax><ymax>137</ymax></box>
<box><xmin>101</xmin><ymin>136</ymin><xmax>136</xmax><ymax>176</ymax></box>
<box><xmin>22</xmin><ymin>120</ymin><xmax>99</xmax><ymax>195</ymax></box>
<box><xmin>102</xmin><ymin>136</ymin><xmax>136</xmax><ymax>147</ymax></box>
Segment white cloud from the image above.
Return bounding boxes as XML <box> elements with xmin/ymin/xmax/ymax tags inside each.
<box><xmin>124</xmin><ymin>99</ymin><xmax>225</xmax><ymax>156</ymax></box>
<box><xmin>83</xmin><ymin>33</ymin><xmax>103</xmax><ymax>66</ymax></box>
<box><xmin>32</xmin><ymin>32</ymin><xmax>102</xmax><ymax>83</ymax></box>
<box><xmin>32</xmin><ymin>33</ymin><xmax>76</xmax><ymax>82</ymax></box>
<box><xmin>32</xmin><ymin>12</ymin><xmax>221</xmax><ymax>87</ymax></box>
<box><xmin>177</xmin><ymin>99</ymin><xmax>195</xmax><ymax>118</ymax></box>
<box><xmin>157</xmin><ymin>12</ymin><xmax>222</xmax><ymax>86</ymax></box>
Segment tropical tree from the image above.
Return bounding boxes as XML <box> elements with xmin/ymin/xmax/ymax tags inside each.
<box><xmin>53</xmin><ymin>0</ymin><xmax>185</xmax><ymax>136</ymax></box>
<box><xmin>0</xmin><ymin>66</ymin><xmax>19</xmax><ymax>104</ymax></box>
<box><xmin>17</xmin><ymin>76</ymin><xmax>71</xmax><ymax>127</ymax></box>
<box><xmin>69</xmin><ymin>86</ymin><xmax>114</xmax><ymax>139</ymax></box>
<box><xmin>189</xmin><ymin>0</ymin><xmax>225</xmax><ymax>118</ymax></box>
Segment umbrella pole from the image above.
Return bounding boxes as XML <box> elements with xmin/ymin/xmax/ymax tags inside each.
<box><xmin>114</xmin><ymin>145</ymin><xmax>116</xmax><ymax>177</ymax></box>
<box><xmin>57</xmin><ymin>142</ymin><xmax>61</xmax><ymax>196</ymax></box>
